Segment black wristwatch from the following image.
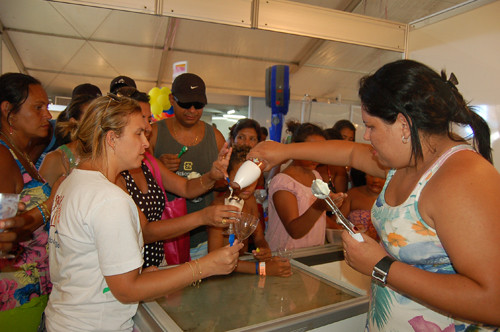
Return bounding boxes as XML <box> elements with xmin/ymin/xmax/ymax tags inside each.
<box><xmin>371</xmin><ymin>256</ymin><xmax>395</xmax><ymax>285</ymax></box>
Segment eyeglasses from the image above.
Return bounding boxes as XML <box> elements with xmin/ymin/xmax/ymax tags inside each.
<box><xmin>173</xmin><ymin>95</ymin><xmax>205</xmax><ymax>110</ymax></box>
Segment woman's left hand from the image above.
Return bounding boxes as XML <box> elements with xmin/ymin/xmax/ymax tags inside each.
<box><xmin>208</xmin><ymin>142</ymin><xmax>232</xmax><ymax>181</ymax></box>
<box><xmin>341</xmin><ymin>231</ymin><xmax>387</xmax><ymax>276</ymax></box>
<box><xmin>0</xmin><ymin>202</ymin><xmax>27</xmax><ymax>252</ymax></box>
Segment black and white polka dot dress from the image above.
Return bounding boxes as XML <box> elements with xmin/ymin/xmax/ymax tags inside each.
<box><xmin>121</xmin><ymin>162</ymin><xmax>166</xmax><ymax>268</ymax></box>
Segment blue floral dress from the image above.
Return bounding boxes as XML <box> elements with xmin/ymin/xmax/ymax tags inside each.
<box><xmin>0</xmin><ymin>140</ymin><xmax>51</xmax><ymax>331</ymax></box>
<box><xmin>368</xmin><ymin>144</ymin><xmax>498</xmax><ymax>332</ymax></box>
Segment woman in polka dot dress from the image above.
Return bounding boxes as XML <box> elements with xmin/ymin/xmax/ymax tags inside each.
<box><xmin>115</xmin><ymin>87</ymin><xmax>239</xmax><ymax>267</ymax></box>
<box><xmin>121</xmin><ymin>164</ymin><xmax>166</xmax><ymax>267</ymax></box>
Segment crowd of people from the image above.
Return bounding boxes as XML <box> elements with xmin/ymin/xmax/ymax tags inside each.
<box><xmin>1</xmin><ymin>58</ymin><xmax>499</xmax><ymax>331</ymax></box>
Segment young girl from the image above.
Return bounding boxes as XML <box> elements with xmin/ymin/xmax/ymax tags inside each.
<box><xmin>40</xmin><ymin>94</ymin><xmax>96</xmax><ymax>188</ymax></box>
<box><xmin>340</xmin><ymin>174</ymin><xmax>385</xmax><ymax>241</ymax></box>
<box><xmin>208</xmin><ymin>145</ymin><xmax>291</xmax><ymax>277</ymax></box>
<box><xmin>45</xmin><ymin>95</ymin><xmax>242</xmax><ymax>331</ymax></box>
<box><xmin>266</xmin><ymin>122</ymin><xmax>345</xmax><ymax>251</ymax></box>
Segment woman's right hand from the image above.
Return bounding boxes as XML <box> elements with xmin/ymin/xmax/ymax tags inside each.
<box><xmin>248</xmin><ymin>141</ymin><xmax>286</xmax><ymax>171</ymax></box>
<box><xmin>330</xmin><ymin>192</ymin><xmax>347</xmax><ymax>207</ymax></box>
<box><xmin>201</xmin><ymin>204</ymin><xmax>241</xmax><ymax>228</ymax></box>
<box><xmin>266</xmin><ymin>256</ymin><xmax>293</xmax><ymax>277</ymax></box>
<box><xmin>158</xmin><ymin>153</ymin><xmax>181</xmax><ymax>172</ymax></box>
<box><xmin>203</xmin><ymin>240</ymin><xmax>243</xmax><ymax>276</ymax></box>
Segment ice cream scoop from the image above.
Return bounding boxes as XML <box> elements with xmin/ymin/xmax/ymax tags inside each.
<box><xmin>225</xmin><ymin>196</ymin><xmax>244</xmax><ymax>211</ymax></box>
<box><xmin>311</xmin><ymin>178</ymin><xmax>330</xmax><ymax>199</ymax></box>
<box><xmin>311</xmin><ymin>179</ymin><xmax>364</xmax><ymax>242</ymax></box>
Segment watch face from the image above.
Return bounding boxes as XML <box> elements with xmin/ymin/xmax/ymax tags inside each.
<box><xmin>372</xmin><ymin>267</ymin><xmax>387</xmax><ymax>285</ymax></box>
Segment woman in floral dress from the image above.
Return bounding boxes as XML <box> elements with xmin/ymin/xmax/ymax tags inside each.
<box><xmin>0</xmin><ymin>73</ymin><xmax>56</xmax><ymax>331</ymax></box>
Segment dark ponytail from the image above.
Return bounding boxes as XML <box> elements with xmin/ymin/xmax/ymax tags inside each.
<box><xmin>440</xmin><ymin>70</ymin><xmax>492</xmax><ymax>162</ymax></box>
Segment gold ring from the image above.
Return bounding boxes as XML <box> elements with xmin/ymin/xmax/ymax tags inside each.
<box><xmin>222</xmin><ymin>218</ymin><xmax>227</xmax><ymax>224</ymax></box>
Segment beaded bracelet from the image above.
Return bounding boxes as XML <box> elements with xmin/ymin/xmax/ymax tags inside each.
<box><xmin>40</xmin><ymin>202</ymin><xmax>51</xmax><ymax>219</ymax></box>
<box><xmin>193</xmin><ymin>259</ymin><xmax>202</xmax><ymax>287</ymax></box>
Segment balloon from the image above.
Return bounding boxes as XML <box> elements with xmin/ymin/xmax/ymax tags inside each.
<box><xmin>151</xmin><ymin>102</ymin><xmax>162</xmax><ymax>116</ymax></box>
<box><xmin>160</xmin><ymin>87</ymin><xmax>171</xmax><ymax>96</ymax></box>
<box><xmin>157</xmin><ymin>94</ymin><xmax>170</xmax><ymax>110</ymax></box>
<box><xmin>149</xmin><ymin>87</ymin><xmax>161</xmax><ymax>102</ymax></box>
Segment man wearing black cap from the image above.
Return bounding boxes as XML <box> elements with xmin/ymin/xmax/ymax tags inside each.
<box><xmin>109</xmin><ymin>75</ymin><xmax>136</xmax><ymax>94</ymax></box>
<box><xmin>149</xmin><ymin>73</ymin><xmax>226</xmax><ymax>260</ymax></box>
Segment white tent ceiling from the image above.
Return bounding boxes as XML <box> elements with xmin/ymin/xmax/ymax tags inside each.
<box><xmin>0</xmin><ymin>0</ymin><xmax>484</xmax><ymax>113</ymax></box>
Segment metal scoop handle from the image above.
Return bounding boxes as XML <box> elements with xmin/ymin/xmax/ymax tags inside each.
<box><xmin>323</xmin><ymin>196</ymin><xmax>364</xmax><ymax>242</ymax></box>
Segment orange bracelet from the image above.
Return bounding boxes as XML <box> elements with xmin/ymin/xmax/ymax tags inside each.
<box><xmin>259</xmin><ymin>262</ymin><xmax>266</xmax><ymax>276</ymax></box>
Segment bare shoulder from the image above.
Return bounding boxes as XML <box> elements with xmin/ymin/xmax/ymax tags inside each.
<box><xmin>0</xmin><ymin>144</ymin><xmax>23</xmax><ymax>192</ymax></box>
<box><xmin>149</xmin><ymin>121</ymin><xmax>159</xmax><ymax>153</ymax></box>
<box><xmin>346</xmin><ymin>186</ymin><xmax>363</xmax><ymax>199</ymax></box>
<box><xmin>432</xmin><ymin>149</ymin><xmax>499</xmax><ymax>192</ymax></box>
<box><xmin>40</xmin><ymin>149</ymin><xmax>63</xmax><ymax>167</ymax></box>
<box><xmin>422</xmin><ymin>149</ymin><xmax>500</xmax><ymax>226</ymax></box>
<box><xmin>212</xmin><ymin>125</ymin><xmax>226</xmax><ymax>151</ymax></box>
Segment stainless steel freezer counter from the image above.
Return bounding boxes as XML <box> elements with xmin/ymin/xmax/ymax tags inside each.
<box><xmin>134</xmin><ymin>245</ymin><xmax>369</xmax><ymax>331</ymax></box>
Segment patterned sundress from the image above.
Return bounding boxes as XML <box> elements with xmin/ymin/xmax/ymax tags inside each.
<box><xmin>368</xmin><ymin>144</ymin><xmax>498</xmax><ymax>331</ymax></box>
<box><xmin>0</xmin><ymin>139</ymin><xmax>52</xmax><ymax>330</ymax></box>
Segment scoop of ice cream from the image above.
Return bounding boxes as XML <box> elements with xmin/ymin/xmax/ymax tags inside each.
<box><xmin>311</xmin><ymin>179</ymin><xmax>330</xmax><ymax>199</ymax></box>
<box><xmin>187</xmin><ymin>171</ymin><xmax>201</xmax><ymax>180</ymax></box>
<box><xmin>225</xmin><ymin>196</ymin><xmax>244</xmax><ymax>211</ymax></box>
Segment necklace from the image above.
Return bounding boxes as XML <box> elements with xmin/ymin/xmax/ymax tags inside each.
<box><xmin>0</xmin><ymin>131</ymin><xmax>46</xmax><ymax>183</ymax></box>
<box><xmin>171</xmin><ymin>121</ymin><xmax>199</xmax><ymax>146</ymax></box>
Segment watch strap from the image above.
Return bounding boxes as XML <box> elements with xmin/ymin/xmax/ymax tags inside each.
<box><xmin>371</xmin><ymin>256</ymin><xmax>395</xmax><ymax>285</ymax></box>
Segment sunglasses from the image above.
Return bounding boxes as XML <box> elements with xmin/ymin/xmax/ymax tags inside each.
<box><xmin>104</xmin><ymin>92</ymin><xmax>122</xmax><ymax>110</ymax></box>
<box><xmin>173</xmin><ymin>95</ymin><xmax>205</xmax><ymax>110</ymax></box>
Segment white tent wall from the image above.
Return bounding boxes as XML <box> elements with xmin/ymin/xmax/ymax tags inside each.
<box><xmin>408</xmin><ymin>0</ymin><xmax>500</xmax><ymax>168</ymax></box>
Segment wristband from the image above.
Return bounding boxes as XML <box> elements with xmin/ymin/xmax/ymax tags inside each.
<box><xmin>259</xmin><ymin>262</ymin><xmax>266</xmax><ymax>276</ymax></box>
<box><xmin>255</xmin><ymin>261</ymin><xmax>259</xmax><ymax>275</ymax></box>
<box><xmin>372</xmin><ymin>256</ymin><xmax>395</xmax><ymax>285</ymax></box>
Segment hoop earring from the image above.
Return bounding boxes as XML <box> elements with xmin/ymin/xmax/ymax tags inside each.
<box><xmin>402</xmin><ymin>136</ymin><xmax>410</xmax><ymax>144</ymax></box>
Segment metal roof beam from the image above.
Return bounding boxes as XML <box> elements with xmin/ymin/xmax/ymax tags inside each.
<box><xmin>0</xmin><ymin>19</ymin><xmax>28</xmax><ymax>74</ymax></box>
<box><xmin>155</xmin><ymin>17</ymin><xmax>178</xmax><ymax>86</ymax></box>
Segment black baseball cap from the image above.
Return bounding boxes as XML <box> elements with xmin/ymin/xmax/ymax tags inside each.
<box><xmin>171</xmin><ymin>73</ymin><xmax>207</xmax><ymax>105</ymax></box>
<box><xmin>110</xmin><ymin>76</ymin><xmax>137</xmax><ymax>94</ymax></box>
<box><xmin>72</xmin><ymin>83</ymin><xmax>102</xmax><ymax>98</ymax></box>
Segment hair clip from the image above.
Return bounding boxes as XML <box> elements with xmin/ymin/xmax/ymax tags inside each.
<box><xmin>441</xmin><ymin>70</ymin><xmax>459</xmax><ymax>89</ymax></box>
<box><xmin>447</xmin><ymin>72</ymin><xmax>459</xmax><ymax>87</ymax></box>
